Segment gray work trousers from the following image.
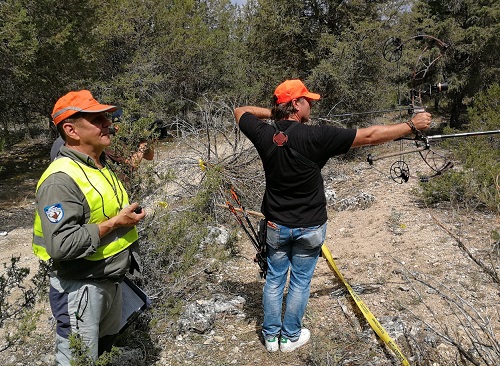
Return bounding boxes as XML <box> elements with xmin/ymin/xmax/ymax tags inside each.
<box><xmin>49</xmin><ymin>274</ymin><xmax>122</xmax><ymax>366</ymax></box>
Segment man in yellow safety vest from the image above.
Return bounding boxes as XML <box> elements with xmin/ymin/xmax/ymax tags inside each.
<box><xmin>33</xmin><ymin>90</ymin><xmax>146</xmax><ymax>365</ymax></box>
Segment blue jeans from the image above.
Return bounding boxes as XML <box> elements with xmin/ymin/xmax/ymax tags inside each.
<box><xmin>262</xmin><ymin>221</ymin><xmax>326</xmax><ymax>341</ymax></box>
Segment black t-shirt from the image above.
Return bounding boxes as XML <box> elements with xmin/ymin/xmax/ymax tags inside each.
<box><xmin>239</xmin><ymin>112</ymin><xmax>356</xmax><ymax>227</ymax></box>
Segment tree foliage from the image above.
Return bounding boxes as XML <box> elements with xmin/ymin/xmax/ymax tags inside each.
<box><xmin>93</xmin><ymin>0</ymin><xmax>245</xmax><ymax>120</ymax></box>
<box><xmin>0</xmin><ymin>0</ymin><xmax>104</xmax><ymax>132</ymax></box>
<box><xmin>0</xmin><ymin>0</ymin><xmax>498</xmax><ymax>139</ymax></box>
<box><xmin>414</xmin><ymin>0</ymin><xmax>500</xmax><ymax>127</ymax></box>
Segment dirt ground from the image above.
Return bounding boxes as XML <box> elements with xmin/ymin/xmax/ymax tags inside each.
<box><xmin>176</xmin><ymin>152</ymin><xmax>499</xmax><ymax>366</ymax></box>
<box><xmin>0</xmin><ymin>138</ymin><xmax>498</xmax><ymax>365</ymax></box>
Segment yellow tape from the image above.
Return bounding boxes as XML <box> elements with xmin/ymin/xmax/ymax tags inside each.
<box><xmin>198</xmin><ymin>159</ymin><xmax>207</xmax><ymax>171</ymax></box>
<box><xmin>321</xmin><ymin>244</ymin><xmax>409</xmax><ymax>366</ymax></box>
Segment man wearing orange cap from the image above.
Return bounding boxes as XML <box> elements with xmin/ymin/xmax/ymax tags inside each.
<box><xmin>33</xmin><ymin>90</ymin><xmax>146</xmax><ymax>364</ymax></box>
<box><xmin>50</xmin><ymin>109</ymin><xmax>155</xmax><ymax>182</ymax></box>
<box><xmin>234</xmin><ymin>79</ymin><xmax>431</xmax><ymax>353</ymax></box>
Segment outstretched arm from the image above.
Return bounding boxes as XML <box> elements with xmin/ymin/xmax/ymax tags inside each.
<box><xmin>234</xmin><ymin>106</ymin><xmax>272</xmax><ymax>124</ymax></box>
<box><xmin>351</xmin><ymin>112</ymin><xmax>432</xmax><ymax>148</ymax></box>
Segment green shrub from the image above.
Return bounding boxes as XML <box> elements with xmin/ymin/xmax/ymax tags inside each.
<box><xmin>68</xmin><ymin>333</ymin><xmax>120</xmax><ymax>366</ymax></box>
<box><xmin>0</xmin><ymin>257</ymin><xmax>48</xmax><ymax>353</ymax></box>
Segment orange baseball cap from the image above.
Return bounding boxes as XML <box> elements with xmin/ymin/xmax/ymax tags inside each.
<box><xmin>273</xmin><ymin>79</ymin><xmax>321</xmax><ymax>105</ymax></box>
<box><xmin>51</xmin><ymin>90</ymin><xmax>117</xmax><ymax>125</ymax></box>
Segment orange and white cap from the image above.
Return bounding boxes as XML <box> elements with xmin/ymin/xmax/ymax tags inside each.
<box><xmin>51</xmin><ymin>90</ymin><xmax>117</xmax><ymax>125</ymax></box>
<box><xmin>273</xmin><ymin>79</ymin><xmax>321</xmax><ymax>105</ymax></box>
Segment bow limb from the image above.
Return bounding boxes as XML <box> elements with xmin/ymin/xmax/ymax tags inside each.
<box><xmin>407</xmin><ymin>35</ymin><xmax>451</xmax><ymax>178</ymax></box>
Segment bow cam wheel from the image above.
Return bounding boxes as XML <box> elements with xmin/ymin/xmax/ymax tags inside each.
<box><xmin>390</xmin><ymin>161</ymin><xmax>410</xmax><ymax>184</ymax></box>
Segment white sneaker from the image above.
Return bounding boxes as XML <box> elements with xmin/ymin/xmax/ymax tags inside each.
<box><xmin>280</xmin><ymin>328</ymin><xmax>310</xmax><ymax>353</ymax></box>
<box><xmin>264</xmin><ymin>336</ymin><xmax>279</xmax><ymax>352</ymax></box>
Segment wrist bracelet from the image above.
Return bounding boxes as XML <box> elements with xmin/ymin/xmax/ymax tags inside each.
<box><xmin>405</xmin><ymin>120</ymin><xmax>419</xmax><ymax>135</ymax></box>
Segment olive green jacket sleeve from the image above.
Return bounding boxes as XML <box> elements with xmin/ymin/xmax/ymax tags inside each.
<box><xmin>36</xmin><ymin>172</ymin><xmax>100</xmax><ymax>261</ymax></box>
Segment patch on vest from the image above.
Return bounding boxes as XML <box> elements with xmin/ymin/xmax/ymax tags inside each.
<box><xmin>44</xmin><ymin>203</ymin><xmax>64</xmax><ymax>223</ymax></box>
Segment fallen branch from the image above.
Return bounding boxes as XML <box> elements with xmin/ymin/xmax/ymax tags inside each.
<box><xmin>392</xmin><ymin>256</ymin><xmax>500</xmax><ymax>365</ymax></box>
<box><xmin>430</xmin><ymin>213</ymin><xmax>499</xmax><ymax>284</ymax></box>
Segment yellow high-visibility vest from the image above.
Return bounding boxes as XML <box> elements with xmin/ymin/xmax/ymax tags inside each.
<box><xmin>33</xmin><ymin>157</ymin><xmax>138</xmax><ymax>261</ymax></box>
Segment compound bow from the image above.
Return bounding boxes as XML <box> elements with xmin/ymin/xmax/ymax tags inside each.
<box><xmin>367</xmin><ymin>34</ymin><xmax>500</xmax><ymax>183</ymax></box>
<box><xmin>326</xmin><ymin>34</ymin><xmax>500</xmax><ymax>183</ymax></box>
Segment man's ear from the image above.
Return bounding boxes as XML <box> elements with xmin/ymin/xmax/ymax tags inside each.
<box><xmin>62</xmin><ymin>122</ymin><xmax>80</xmax><ymax>141</ymax></box>
<box><xmin>291</xmin><ymin>98</ymin><xmax>303</xmax><ymax>112</ymax></box>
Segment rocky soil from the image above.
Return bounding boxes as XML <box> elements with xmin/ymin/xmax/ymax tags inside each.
<box><xmin>0</xmin><ymin>138</ymin><xmax>498</xmax><ymax>365</ymax></box>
